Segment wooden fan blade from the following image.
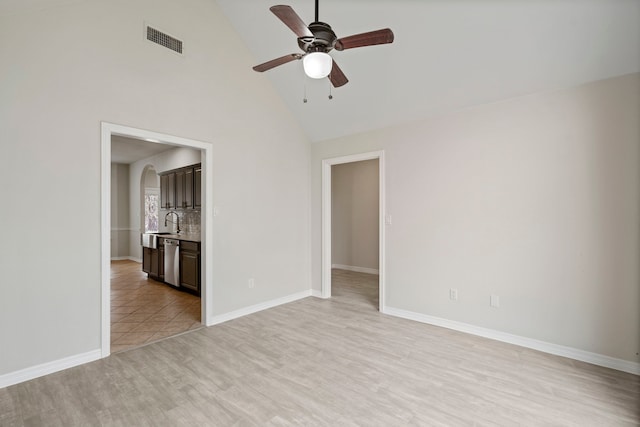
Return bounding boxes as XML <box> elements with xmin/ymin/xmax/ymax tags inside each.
<box><xmin>253</xmin><ymin>54</ymin><xmax>302</xmax><ymax>72</ymax></box>
<box><xmin>329</xmin><ymin>59</ymin><xmax>348</xmax><ymax>88</ymax></box>
<box><xmin>270</xmin><ymin>5</ymin><xmax>313</xmax><ymax>38</ymax></box>
<box><xmin>334</xmin><ymin>28</ymin><xmax>394</xmax><ymax>51</ymax></box>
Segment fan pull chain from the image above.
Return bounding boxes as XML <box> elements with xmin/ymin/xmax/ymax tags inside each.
<box><xmin>328</xmin><ymin>79</ymin><xmax>333</xmax><ymax>100</ymax></box>
<box><xmin>303</xmin><ymin>77</ymin><xmax>308</xmax><ymax>103</ymax></box>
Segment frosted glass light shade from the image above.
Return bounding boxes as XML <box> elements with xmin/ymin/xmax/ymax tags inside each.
<box><xmin>303</xmin><ymin>52</ymin><xmax>333</xmax><ymax>79</ymax></box>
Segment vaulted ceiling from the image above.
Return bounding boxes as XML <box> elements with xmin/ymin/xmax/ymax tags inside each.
<box><xmin>4</xmin><ymin>0</ymin><xmax>639</xmax><ymax>145</ymax></box>
<box><xmin>218</xmin><ymin>0</ymin><xmax>640</xmax><ymax>142</ymax></box>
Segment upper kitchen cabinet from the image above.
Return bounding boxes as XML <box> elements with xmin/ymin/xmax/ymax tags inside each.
<box><xmin>160</xmin><ymin>163</ymin><xmax>201</xmax><ymax>210</ymax></box>
<box><xmin>175</xmin><ymin>169</ymin><xmax>186</xmax><ymax>209</ymax></box>
<box><xmin>160</xmin><ymin>173</ymin><xmax>176</xmax><ymax>209</ymax></box>
<box><xmin>183</xmin><ymin>167</ymin><xmax>194</xmax><ymax>209</ymax></box>
<box><xmin>193</xmin><ymin>165</ymin><xmax>201</xmax><ymax>209</ymax></box>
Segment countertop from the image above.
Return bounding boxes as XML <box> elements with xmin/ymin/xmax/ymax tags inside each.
<box><xmin>158</xmin><ymin>233</ymin><xmax>201</xmax><ymax>243</ymax></box>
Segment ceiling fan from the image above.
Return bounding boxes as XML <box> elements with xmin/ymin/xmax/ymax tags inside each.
<box><xmin>252</xmin><ymin>0</ymin><xmax>394</xmax><ymax>88</ymax></box>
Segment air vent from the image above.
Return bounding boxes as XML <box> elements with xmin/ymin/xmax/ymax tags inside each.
<box><xmin>146</xmin><ymin>25</ymin><xmax>183</xmax><ymax>54</ymax></box>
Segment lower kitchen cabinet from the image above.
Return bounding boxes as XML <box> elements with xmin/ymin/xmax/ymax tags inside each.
<box><xmin>150</xmin><ymin>248</ymin><xmax>159</xmax><ymax>277</ymax></box>
<box><xmin>180</xmin><ymin>241</ymin><xmax>200</xmax><ymax>295</ymax></box>
<box><xmin>158</xmin><ymin>238</ymin><xmax>165</xmax><ymax>280</ymax></box>
<box><xmin>143</xmin><ymin>239</ymin><xmax>200</xmax><ymax>296</ymax></box>
<box><xmin>142</xmin><ymin>247</ymin><xmax>152</xmax><ymax>273</ymax></box>
<box><xmin>142</xmin><ymin>241</ymin><xmax>164</xmax><ymax>281</ymax></box>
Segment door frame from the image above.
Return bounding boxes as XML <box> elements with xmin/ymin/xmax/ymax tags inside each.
<box><xmin>321</xmin><ymin>150</ymin><xmax>386</xmax><ymax>312</ymax></box>
<box><xmin>100</xmin><ymin>122</ymin><xmax>214</xmax><ymax>357</ymax></box>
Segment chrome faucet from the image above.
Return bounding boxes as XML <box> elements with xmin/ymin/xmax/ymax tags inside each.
<box><xmin>164</xmin><ymin>211</ymin><xmax>181</xmax><ymax>234</ymax></box>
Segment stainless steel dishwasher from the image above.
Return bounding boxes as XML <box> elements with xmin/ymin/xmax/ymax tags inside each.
<box><xmin>164</xmin><ymin>239</ymin><xmax>180</xmax><ymax>288</ymax></box>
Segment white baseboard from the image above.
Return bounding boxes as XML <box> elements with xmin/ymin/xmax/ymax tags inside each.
<box><xmin>332</xmin><ymin>264</ymin><xmax>379</xmax><ymax>275</ymax></box>
<box><xmin>311</xmin><ymin>289</ymin><xmax>324</xmax><ymax>298</ymax></box>
<box><xmin>207</xmin><ymin>289</ymin><xmax>312</xmax><ymax>326</ymax></box>
<box><xmin>110</xmin><ymin>256</ymin><xmax>140</xmax><ymax>262</ymax></box>
<box><xmin>0</xmin><ymin>349</ymin><xmax>102</xmax><ymax>389</ymax></box>
<box><xmin>2</xmin><ymin>290</ymin><xmax>312</xmax><ymax>389</ymax></box>
<box><xmin>384</xmin><ymin>306</ymin><xmax>640</xmax><ymax>376</ymax></box>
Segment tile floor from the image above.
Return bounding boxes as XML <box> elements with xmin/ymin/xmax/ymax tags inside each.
<box><xmin>110</xmin><ymin>260</ymin><xmax>202</xmax><ymax>353</ymax></box>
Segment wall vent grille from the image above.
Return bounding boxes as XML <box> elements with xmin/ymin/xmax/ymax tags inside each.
<box><xmin>146</xmin><ymin>26</ymin><xmax>183</xmax><ymax>54</ymax></box>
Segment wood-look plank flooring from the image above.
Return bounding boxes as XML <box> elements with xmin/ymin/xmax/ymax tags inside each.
<box><xmin>1</xmin><ymin>269</ymin><xmax>638</xmax><ymax>426</ymax></box>
<box><xmin>110</xmin><ymin>260</ymin><xmax>201</xmax><ymax>353</ymax></box>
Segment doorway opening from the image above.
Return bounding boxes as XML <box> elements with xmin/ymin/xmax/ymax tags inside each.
<box><xmin>321</xmin><ymin>151</ymin><xmax>385</xmax><ymax>312</ymax></box>
<box><xmin>101</xmin><ymin>122</ymin><xmax>213</xmax><ymax>357</ymax></box>
<box><xmin>111</xmin><ymin>156</ymin><xmax>201</xmax><ymax>353</ymax></box>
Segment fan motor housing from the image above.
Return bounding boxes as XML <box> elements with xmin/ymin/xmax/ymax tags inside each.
<box><xmin>298</xmin><ymin>22</ymin><xmax>337</xmax><ymax>52</ymax></box>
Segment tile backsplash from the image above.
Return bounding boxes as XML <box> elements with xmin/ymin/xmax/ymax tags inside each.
<box><xmin>159</xmin><ymin>209</ymin><xmax>201</xmax><ymax>234</ymax></box>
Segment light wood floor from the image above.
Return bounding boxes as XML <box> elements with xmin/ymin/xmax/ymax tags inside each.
<box><xmin>110</xmin><ymin>260</ymin><xmax>201</xmax><ymax>353</ymax></box>
<box><xmin>1</xmin><ymin>270</ymin><xmax>638</xmax><ymax>425</ymax></box>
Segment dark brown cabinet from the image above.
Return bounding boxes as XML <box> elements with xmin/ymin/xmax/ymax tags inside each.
<box><xmin>160</xmin><ymin>174</ymin><xmax>176</xmax><ymax>209</ymax></box>
<box><xmin>175</xmin><ymin>169</ymin><xmax>186</xmax><ymax>209</ymax></box>
<box><xmin>180</xmin><ymin>241</ymin><xmax>200</xmax><ymax>295</ymax></box>
<box><xmin>158</xmin><ymin>238</ymin><xmax>165</xmax><ymax>280</ymax></box>
<box><xmin>194</xmin><ymin>166</ymin><xmax>201</xmax><ymax>208</ymax></box>
<box><xmin>142</xmin><ymin>243</ymin><xmax>163</xmax><ymax>280</ymax></box>
<box><xmin>142</xmin><ymin>247</ymin><xmax>152</xmax><ymax>273</ymax></box>
<box><xmin>144</xmin><ymin>238</ymin><xmax>200</xmax><ymax>296</ymax></box>
<box><xmin>159</xmin><ymin>163</ymin><xmax>201</xmax><ymax>210</ymax></box>
<box><xmin>184</xmin><ymin>167</ymin><xmax>194</xmax><ymax>209</ymax></box>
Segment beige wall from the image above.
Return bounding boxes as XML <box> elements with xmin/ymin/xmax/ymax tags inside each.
<box><xmin>0</xmin><ymin>0</ymin><xmax>310</xmax><ymax>376</ymax></box>
<box><xmin>110</xmin><ymin>164</ymin><xmax>131</xmax><ymax>259</ymax></box>
<box><xmin>331</xmin><ymin>160</ymin><xmax>379</xmax><ymax>272</ymax></box>
<box><xmin>312</xmin><ymin>73</ymin><xmax>640</xmax><ymax>364</ymax></box>
<box><xmin>143</xmin><ymin>167</ymin><xmax>159</xmax><ymax>189</ymax></box>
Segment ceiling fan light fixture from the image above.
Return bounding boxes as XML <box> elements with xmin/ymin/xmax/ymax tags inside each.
<box><xmin>303</xmin><ymin>52</ymin><xmax>332</xmax><ymax>79</ymax></box>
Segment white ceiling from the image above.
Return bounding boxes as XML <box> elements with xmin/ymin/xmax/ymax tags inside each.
<box><xmin>111</xmin><ymin>135</ymin><xmax>174</xmax><ymax>164</ymax></box>
<box><xmin>4</xmin><ymin>0</ymin><xmax>638</xmax><ymax>144</ymax></box>
<box><xmin>217</xmin><ymin>0</ymin><xmax>640</xmax><ymax>142</ymax></box>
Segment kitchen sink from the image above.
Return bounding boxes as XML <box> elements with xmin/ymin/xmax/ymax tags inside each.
<box><xmin>141</xmin><ymin>232</ymin><xmax>177</xmax><ymax>249</ymax></box>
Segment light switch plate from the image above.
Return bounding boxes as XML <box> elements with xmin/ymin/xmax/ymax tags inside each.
<box><xmin>490</xmin><ymin>295</ymin><xmax>500</xmax><ymax>308</ymax></box>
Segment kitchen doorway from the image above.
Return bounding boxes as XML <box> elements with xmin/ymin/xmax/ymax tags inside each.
<box><xmin>110</xmin><ymin>160</ymin><xmax>200</xmax><ymax>353</ymax></box>
<box><xmin>321</xmin><ymin>151</ymin><xmax>386</xmax><ymax>312</ymax></box>
<box><xmin>100</xmin><ymin>122</ymin><xmax>214</xmax><ymax>357</ymax></box>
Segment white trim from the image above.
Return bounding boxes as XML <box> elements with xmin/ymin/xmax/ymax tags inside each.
<box><xmin>321</xmin><ymin>151</ymin><xmax>386</xmax><ymax>311</ymax></box>
<box><xmin>321</xmin><ymin>160</ymin><xmax>332</xmax><ymax>299</ymax></box>
<box><xmin>202</xmin><ymin>147</ymin><xmax>214</xmax><ymax>326</ymax></box>
<box><xmin>0</xmin><ymin>350</ymin><xmax>101</xmax><ymax>389</ymax></box>
<box><xmin>207</xmin><ymin>290</ymin><xmax>312</xmax><ymax>326</ymax></box>
<box><xmin>101</xmin><ymin>124</ymin><xmax>111</xmax><ymax>357</ymax></box>
<box><xmin>332</xmin><ymin>264</ymin><xmax>379</xmax><ymax>275</ymax></box>
<box><xmin>384</xmin><ymin>306</ymin><xmax>640</xmax><ymax>376</ymax></box>
<box><xmin>110</xmin><ymin>256</ymin><xmax>141</xmax><ymax>262</ymax></box>
<box><xmin>307</xmin><ymin>140</ymin><xmax>314</xmax><ymax>310</ymax></box>
<box><xmin>101</xmin><ymin>122</ymin><xmax>214</xmax><ymax>355</ymax></box>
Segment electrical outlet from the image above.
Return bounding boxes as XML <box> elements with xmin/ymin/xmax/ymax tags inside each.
<box><xmin>248</xmin><ymin>278</ymin><xmax>255</xmax><ymax>289</ymax></box>
<box><xmin>449</xmin><ymin>288</ymin><xmax>458</xmax><ymax>301</ymax></box>
<box><xmin>490</xmin><ymin>295</ymin><xmax>500</xmax><ymax>308</ymax></box>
